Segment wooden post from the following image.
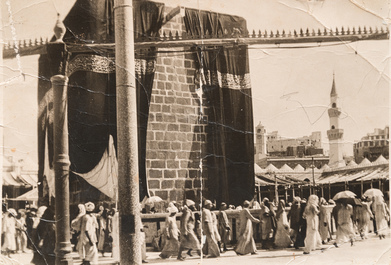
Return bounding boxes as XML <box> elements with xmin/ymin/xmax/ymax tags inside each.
<box><xmin>328</xmin><ymin>182</ymin><xmax>331</xmax><ymax>200</ymax></box>
<box><xmin>114</xmin><ymin>0</ymin><xmax>142</xmax><ymax>264</ymax></box>
<box><xmin>274</xmin><ymin>173</ymin><xmax>279</xmax><ymax>203</ymax></box>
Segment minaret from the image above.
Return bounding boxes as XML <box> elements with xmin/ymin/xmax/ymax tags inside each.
<box><xmin>327</xmin><ymin>74</ymin><xmax>345</xmax><ymax>168</ymax></box>
<box><xmin>255</xmin><ymin>121</ymin><xmax>267</xmax><ymax>163</ymax></box>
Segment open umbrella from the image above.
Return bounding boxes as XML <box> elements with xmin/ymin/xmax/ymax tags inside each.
<box><xmin>363</xmin><ymin>188</ymin><xmax>383</xmax><ymax>198</ymax></box>
<box><xmin>333</xmin><ymin>190</ymin><xmax>356</xmax><ymax>201</ymax></box>
<box><xmin>335</xmin><ymin>197</ymin><xmax>362</xmax><ymax>206</ymax></box>
<box><xmin>141</xmin><ymin>195</ymin><xmax>163</xmax><ymax>209</ymax></box>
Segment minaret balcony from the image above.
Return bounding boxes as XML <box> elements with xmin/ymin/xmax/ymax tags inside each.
<box><xmin>327</xmin><ymin>129</ymin><xmax>344</xmax><ymax>140</ymax></box>
<box><xmin>328</xmin><ymin>108</ymin><xmax>341</xmax><ymax>117</ymax></box>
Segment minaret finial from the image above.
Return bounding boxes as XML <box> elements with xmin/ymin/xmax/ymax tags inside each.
<box><xmin>330</xmin><ymin>72</ymin><xmax>337</xmax><ymax>96</ymax></box>
<box><xmin>53</xmin><ymin>13</ymin><xmax>66</xmax><ymax>43</ymax></box>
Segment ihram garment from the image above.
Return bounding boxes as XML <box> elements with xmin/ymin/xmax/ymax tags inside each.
<box><xmin>373</xmin><ymin>196</ymin><xmax>389</xmax><ymax>237</ymax></box>
<box><xmin>73</xmin><ymin>213</ymin><xmax>99</xmax><ymax>264</ymax></box>
<box><xmin>235</xmin><ymin>208</ymin><xmax>260</xmax><ymax>255</ymax></box>
<box><xmin>178</xmin><ymin>207</ymin><xmax>201</xmax><ymax>251</ymax></box>
<box><xmin>218</xmin><ymin>209</ymin><xmax>231</xmax><ymax>246</ymax></box>
<box><xmin>202</xmin><ymin>208</ymin><xmax>220</xmax><ymax>257</ymax></box>
<box><xmin>2</xmin><ymin>213</ymin><xmax>16</xmax><ymax>252</ymax></box>
<box><xmin>274</xmin><ymin>203</ymin><xmax>292</xmax><ymax>248</ymax></box>
<box><xmin>303</xmin><ymin>195</ymin><xmax>322</xmax><ymax>253</ymax></box>
<box><xmin>354</xmin><ymin>202</ymin><xmax>373</xmax><ymax>239</ymax></box>
<box><xmin>160</xmin><ymin>215</ymin><xmax>179</xmax><ymax>258</ymax></box>
<box><xmin>336</xmin><ymin>204</ymin><xmax>355</xmax><ymax>244</ymax></box>
<box><xmin>319</xmin><ymin>204</ymin><xmax>333</xmax><ymax>242</ymax></box>
<box><xmin>211</xmin><ymin>211</ymin><xmax>221</xmax><ymax>243</ymax></box>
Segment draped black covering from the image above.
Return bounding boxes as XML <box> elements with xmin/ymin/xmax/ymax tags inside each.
<box><xmin>184</xmin><ymin>9</ymin><xmax>255</xmax><ymax>206</ymax></box>
<box><xmin>38</xmin><ymin>0</ymin><xmax>164</xmax><ymax>205</ymax></box>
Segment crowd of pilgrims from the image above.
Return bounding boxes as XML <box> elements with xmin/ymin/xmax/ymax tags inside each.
<box><xmin>1</xmin><ymin>194</ymin><xmax>389</xmax><ymax>264</ymax></box>
<box><xmin>156</xmin><ymin>194</ymin><xmax>390</xmax><ymax>260</ymax></box>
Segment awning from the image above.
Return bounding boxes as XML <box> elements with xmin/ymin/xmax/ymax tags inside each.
<box><xmin>2</xmin><ymin>172</ymin><xmax>37</xmax><ymax>187</ymax></box>
<box><xmin>8</xmin><ymin>188</ymin><xmax>38</xmax><ymax>201</ymax></box>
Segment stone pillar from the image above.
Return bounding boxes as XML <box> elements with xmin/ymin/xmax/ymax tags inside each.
<box><xmin>47</xmin><ymin>16</ymin><xmax>72</xmax><ymax>263</ymax></box>
<box><xmin>114</xmin><ymin>0</ymin><xmax>142</xmax><ymax>264</ymax></box>
<box><xmin>52</xmin><ymin>74</ymin><xmax>73</xmax><ymax>265</ymax></box>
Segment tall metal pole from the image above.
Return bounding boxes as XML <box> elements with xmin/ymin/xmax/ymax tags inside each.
<box><xmin>311</xmin><ymin>157</ymin><xmax>316</xmax><ymax>194</ymax></box>
<box><xmin>0</xmin><ymin>2</ymin><xmax>3</xmax><ymax>247</ymax></box>
<box><xmin>114</xmin><ymin>0</ymin><xmax>142</xmax><ymax>264</ymax></box>
<box><xmin>52</xmin><ymin>74</ymin><xmax>73</xmax><ymax>265</ymax></box>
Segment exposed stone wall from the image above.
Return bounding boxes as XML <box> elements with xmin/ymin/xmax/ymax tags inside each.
<box><xmin>146</xmin><ymin>7</ymin><xmax>207</xmax><ymax>202</ymax></box>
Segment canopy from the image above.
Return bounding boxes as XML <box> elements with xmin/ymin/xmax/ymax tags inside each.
<box><xmin>8</xmin><ymin>188</ymin><xmax>38</xmax><ymax>201</ymax></box>
<box><xmin>73</xmin><ymin>135</ymin><xmax>118</xmax><ymax>199</ymax></box>
<box><xmin>2</xmin><ymin>172</ymin><xmax>37</xmax><ymax>187</ymax></box>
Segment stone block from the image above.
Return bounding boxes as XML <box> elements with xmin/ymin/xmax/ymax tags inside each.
<box><xmin>146</xmin><ymin>141</ymin><xmax>158</xmax><ymax>150</ymax></box>
<box><xmin>167</xmin><ymin>124</ymin><xmax>179</xmax><ymax>131</ymax></box>
<box><xmin>184</xmin><ymin>60</ymin><xmax>191</xmax><ymax>68</ymax></box>
<box><xmin>194</xmin><ymin>179</ymin><xmax>202</xmax><ymax>189</ymax></box>
<box><xmin>151</xmin><ymin>123</ymin><xmax>166</xmax><ymax>131</ymax></box>
<box><xmin>155</xmin><ymin>113</ymin><xmax>163</xmax><ymax>122</ymax></box>
<box><xmin>177</xmin><ymin>169</ymin><xmax>187</xmax><ymax>178</ymax></box>
<box><xmin>180</xmin><ymin>161</ymin><xmax>189</xmax><ymax>168</ymax></box>
<box><xmin>179</xmin><ymin>124</ymin><xmax>191</xmax><ymax>132</ymax></box>
<box><xmin>175</xmin><ymin>179</ymin><xmax>185</xmax><ymax>189</ymax></box>
<box><xmin>163</xmin><ymin>58</ymin><xmax>172</xmax><ymax>65</ymax></box>
<box><xmin>158</xmin><ymin>141</ymin><xmax>170</xmax><ymax>150</ymax></box>
<box><xmin>178</xmin><ymin>75</ymin><xmax>186</xmax><ymax>83</ymax></box>
<box><xmin>156</xmin><ymin>65</ymin><xmax>165</xmax><ymax>73</ymax></box>
<box><xmin>161</xmin><ymin>180</ymin><xmax>174</xmax><ymax>189</ymax></box>
<box><xmin>174</xmin><ymin>59</ymin><xmax>183</xmax><ymax>67</ymax></box>
<box><xmin>168</xmin><ymin>75</ymin><xmax>177</xmax><ymax>82</ymax></box>
<box><xmin>151</xmin><ymin>160</ymin><xmax>165</xmax><ymax>168</ymax></box>
<box><xmin>164</xmin><ymin>132</ymin><xmax>177</xmax><ymax>142</ymax></box>
<box><xmin>158</xmin><ymin>73</ymin><xmax>167</xmax><ymax>81</ymax></box>
<box><xmin>189</xmin><ymin>170</ymin><xmax>198</xmax><ymax>179</ymax></box>
<box><xmin>182</xmin><ymin>142</ymin><xmax>192</xmax><ymax>151</ymax></box>
<box><xmin>164</xmin><ymin>96</ymin><xmax>175</xmax><ymax>104</ymax></box>
<box><xmin>150</xmin><ymin>104</ymin><xmax>161</xmax><ymax>112</ymax></box>
<box><xmin>148</xmin><ymin>180</ymin><xmax>160</xmax><ymax>189</ymax></box>
<box><xmin>177</xmin><ymin>98</ymin><xmax>191</xmax><ymax>105</ymax></box>
<box><xmin>171</xmin><ymin>142</ymin><xmax>181</xmax><ymax>150</ymax></box>
<box><xmin>193</xmin><ymin>125</ymin><xmax>203</xmax><ymax>133</ymax></box>
<box><xmin>157</xmin><ymin>81</ymin><xmax>165</xmax><ymax>90</ymax></box>
<box><xmin>166</xmin><ymin>160</ymin><xmax>179</xmax><ymax>168</ymax></box>
<box><xmin>175</xmin><ymin>68</ymin><xmax>186</xmax><ymax>75</ymax></box>
<box><xmin>149</xmin><ymin>170</ymin><xmax>162</xmax><ymax>179</ymax></box>
<box><xmin>154</xmin><ymin>190</ymin><xmax>168</xmax><ymax>200</ymax></box>
<box><xmin>164</xmin><ymin>170</ymin><xmax>176</xmax><ymax>178</ymax></box>
<box><xmin>162</xmin><ymin>105</ymin><xmax>171</xmax><ymax>113</ymax></box>
<box><xmin>166</xmin><ymin>82</ymin><xmax>173</xmax><ymax>90</ymax></box>
<box><xmin>155</xmin><ymin>132</ymin><xmax>164</xmax><ymax>141</ymax></box>
<box><xmin>176</xmin><ymin>133</ymin><xmax>187</xmax><ymax>142</ymax></box>
<box><xmin>185</xmin><ymin>179</ymin><xmax>193</xmax><ymax>189</ymax></box>
<box><xmin>154</xmin><ymin>95</ymin><xmax>163</xmax><ymax>103</ymax></box>
<box><xmin>163</xmin><ymin>114</ymin><xmax>176</xmax><ymax>123</ymax></box>
<box><xmin>166</xmin><ymin>66</ymin><xmax>174</xmax><ymax>74</ymax></box>
<box><xmin>177</xmin><ymin>115</ymin><xmax>188</xmax><ymax>123</ymax></box>
<box><xmin>146</xmin><ymin>132</ymin><xmax>154</xmax><ymax>141</ymax></box>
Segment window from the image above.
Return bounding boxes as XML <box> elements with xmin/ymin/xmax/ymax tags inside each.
<box><xmin>332</xmin><ymin>103</ymin><xmax>336</xmax><ymax>108</ymax></box>
<box><xmin>331</xmin><ymin>125</ymin><xmax>335</xmax><ymax>129</ymax></box>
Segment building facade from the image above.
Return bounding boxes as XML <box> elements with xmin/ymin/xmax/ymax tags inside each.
<box><xmin>354</xmin><ymin>126</ymin><xmax>389</xmax><ymax>163</ymax></box>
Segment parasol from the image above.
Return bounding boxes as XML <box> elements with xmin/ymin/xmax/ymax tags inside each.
<box><xmin>333</xmin><ymin>190</ymin><xmax>356</xmax><ymax>201</ymax></box>
<box><xmin>363</xmin><ymin>188</ymin><xmax>383</xmax><ymax>198</ymax></box>
<box><xmin>335</xmin><ymin>197</ymin><xmax>362</xmax><ymax>207</ymax></box>
<box><xmin>141</xmin><ymin>196</ymin><xmax>163</xmax><ymax>209</ymax></box>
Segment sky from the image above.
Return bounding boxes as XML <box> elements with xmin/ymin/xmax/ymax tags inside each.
<box><xmin>1</xmin><ymin>0</ymin><xmax>390</xmax><ymax>170</ymax></box>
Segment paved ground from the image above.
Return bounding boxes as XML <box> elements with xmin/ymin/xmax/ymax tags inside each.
<box><xmin>5</xmin><ymin>229</ymin><xmax>391</xmax><ymax>265</ymax></box>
